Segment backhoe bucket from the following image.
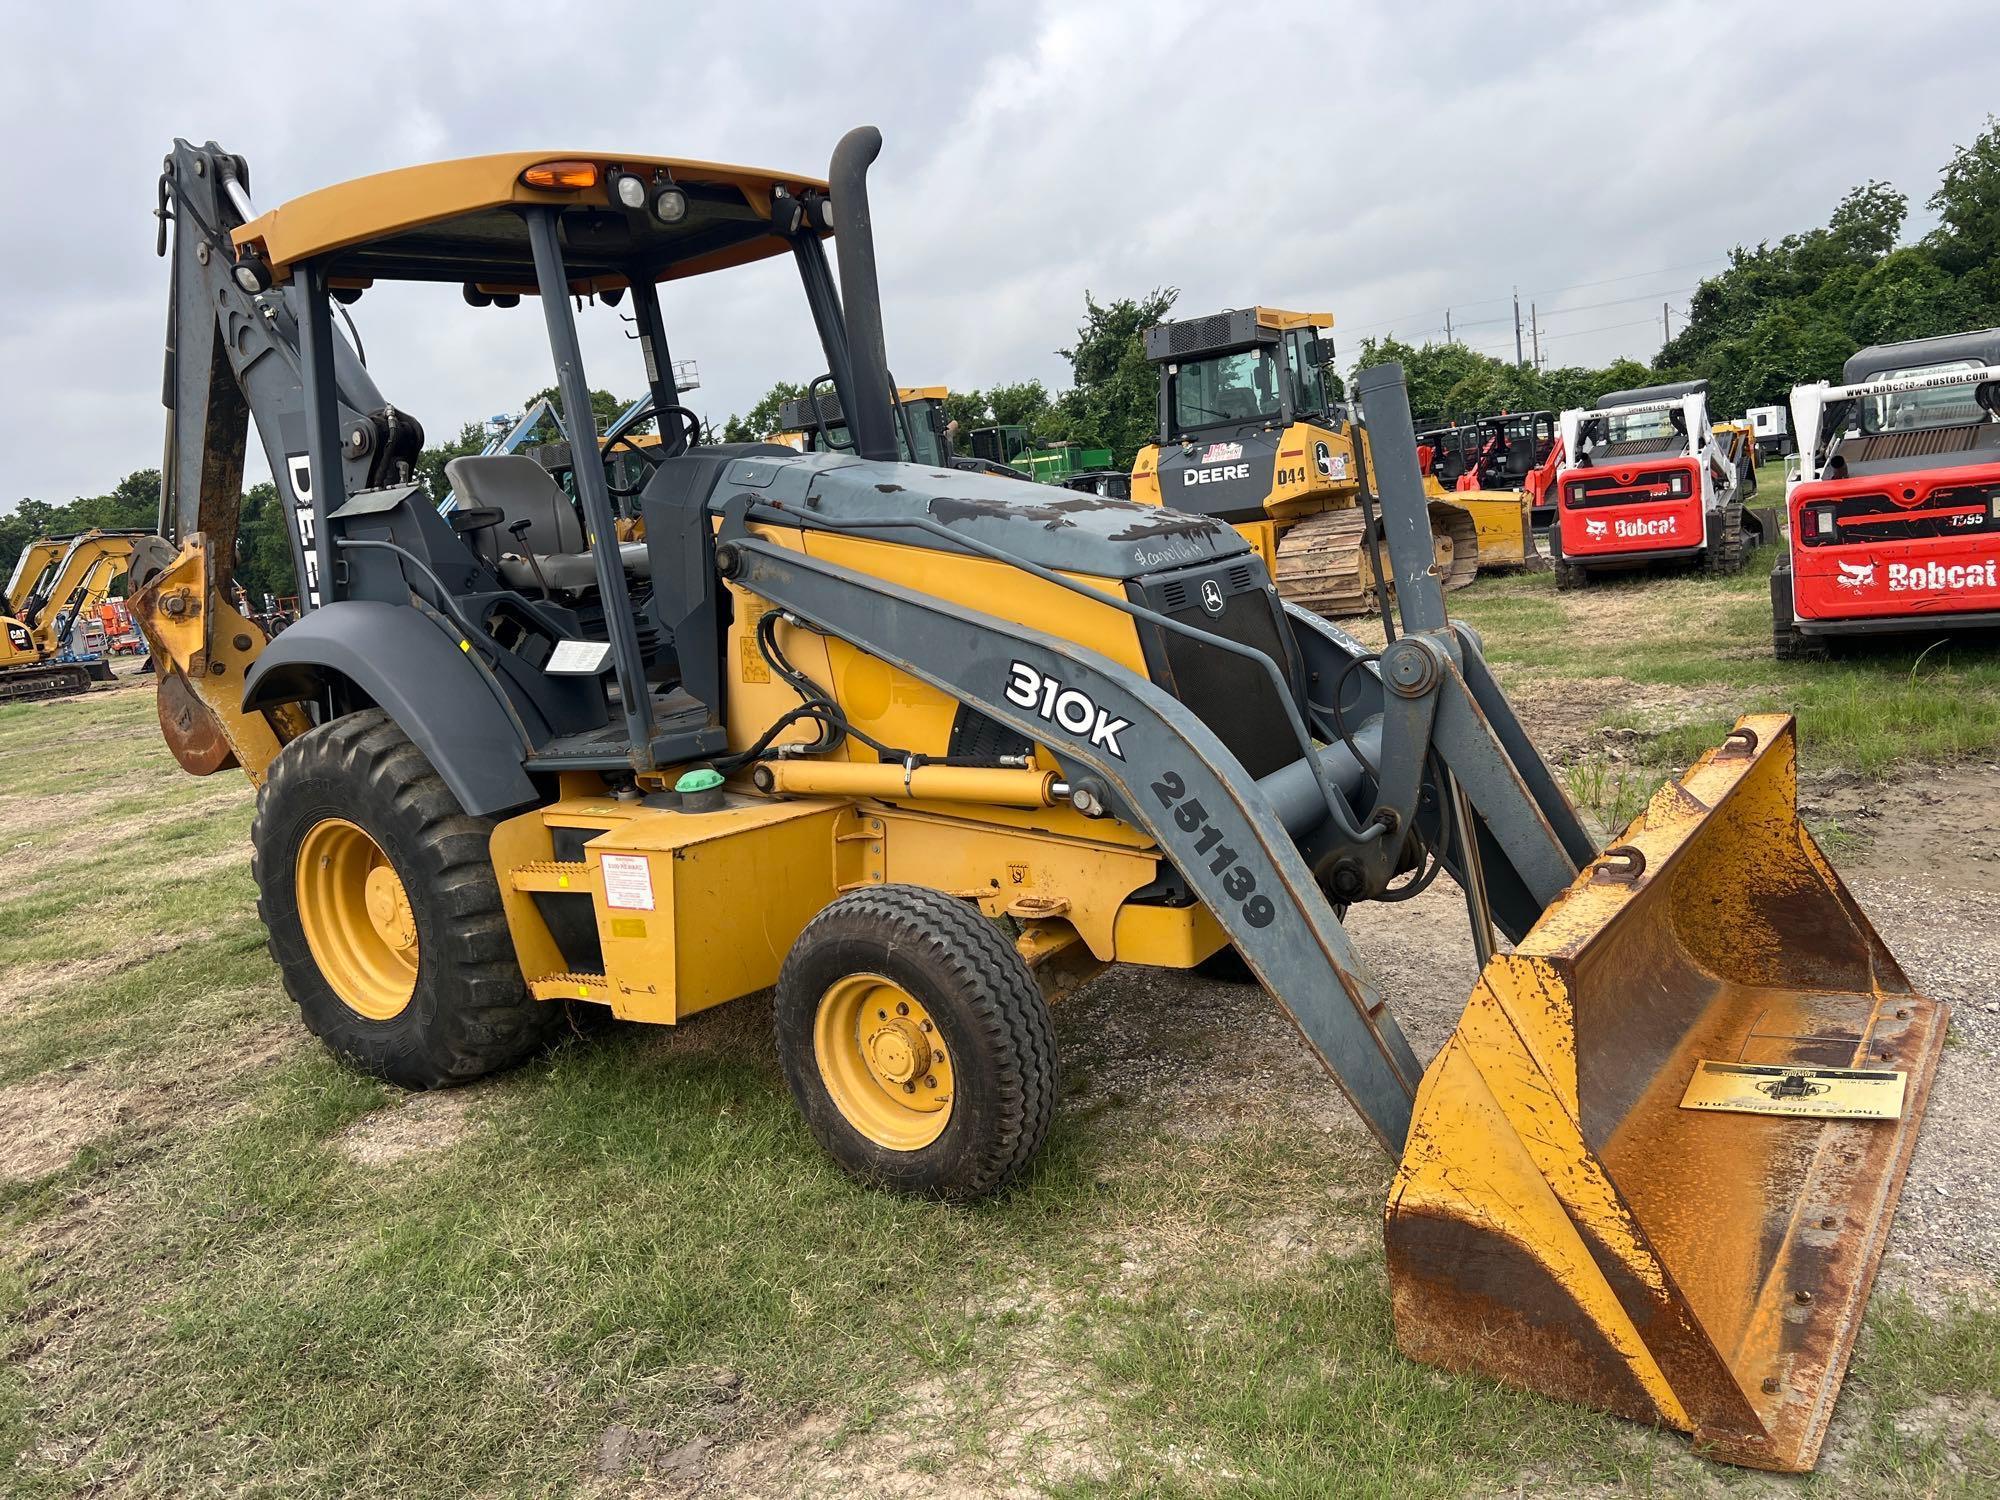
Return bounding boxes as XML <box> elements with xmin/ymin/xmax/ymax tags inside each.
<box><xmin>1385</xmin><ymin>714</ymin><xmax>1945</xmax><ymax>1472</ymax></box>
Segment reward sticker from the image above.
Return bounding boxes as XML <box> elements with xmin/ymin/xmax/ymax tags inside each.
<box><xmin>1680</xmin><ymin>1061</ymin><xmax>1906</xmax><ymax>1120</ymax></box>
<box><xmin>599</xmin><ymin>853</ymin><xmax>655</xmax><ymax>911</ymax></box>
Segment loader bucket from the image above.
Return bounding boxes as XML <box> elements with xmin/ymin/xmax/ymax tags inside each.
<box><xmin>1385</xmin><ymin>714</ymin><xmax>1946</xmax><ymax>1472</ymax></box>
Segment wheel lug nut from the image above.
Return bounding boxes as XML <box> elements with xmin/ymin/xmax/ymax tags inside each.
<box><xmin>932</xmin><ymin>1050</ymin><xmax>944</xmax><ymax>1064</ymax></box>
<box><xmin>920</xmin><ymin>1020</ymin><xmax>933</xmax><ymax>1032</ymax></box>
<box><xmin>896</xmin><ymin>1002</ymin><xmax>909</xmax><ymax>1016</ymax></box>
<box><xmin>902</xmin><ymin>1081</ymin><xmax>915</xmax><ymax>1093</ymax></box>
<box><xmin>924</xmin><ymin>1074</ymin><xmax>937</xmax><ymax>1088</ymax></box>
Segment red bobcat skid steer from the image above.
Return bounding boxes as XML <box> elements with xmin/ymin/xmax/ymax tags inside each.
<box><xmin>1774</xmin><ymin>329</ymin><xmax>2000</xmax><ymax>658</ymax></box>
<box><xmin>1550</xmin><ymin>379</ymin><xmax>1761</xmax><ymax>587</ymax></box>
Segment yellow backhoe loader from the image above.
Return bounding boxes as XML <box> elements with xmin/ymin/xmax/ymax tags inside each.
<box><xmin>128</xmin><ymin>129</ymin><xmax>1944</xmax><ymax>1474</ymax></box>
<box><xmin>0</xmin><ymin>528</ymin><xmax>143</xmax><ymax>701</ymax></box>
<box><xmin>1129</xmin><ymin>308</ymin><xmax>1537</xmax><ymax>617</ymax></box>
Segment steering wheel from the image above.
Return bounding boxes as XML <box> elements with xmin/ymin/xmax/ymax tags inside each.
<box><xmin>602</xmin><ymin>405</ymin><xmax>702</xmax><ymax>496</ymax></box>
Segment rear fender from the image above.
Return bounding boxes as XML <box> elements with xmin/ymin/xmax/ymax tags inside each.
<box><xmin>243</xmin><ymin>600</ymin><xmax>540</xmax><ymax>816</ymax></box>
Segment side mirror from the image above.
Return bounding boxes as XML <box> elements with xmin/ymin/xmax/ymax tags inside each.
<box><xmin>1307</xmin><ymin>336</ymin><xmax>1337</xmax><ymax>367</ymax></box>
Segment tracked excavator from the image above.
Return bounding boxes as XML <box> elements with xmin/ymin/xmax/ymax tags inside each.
<box><xmin>1129</xmin><ymin>309</ymin><xmax>1535</xmax><ymax>617</ymax></box>
<box><xmin>131</xmin><ymin>128</ymin><xmax>1945</xmax><ymax>1473</ymax></box>
<box><xmin>0</xmin><ymin>529</ymin><xmax>143</xmax><ymax>701</ymax></box>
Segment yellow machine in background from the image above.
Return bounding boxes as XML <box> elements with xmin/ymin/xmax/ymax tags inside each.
<box><xmin>772</xmin><ymin>385</ymin><xmax>956</xmax><ymax>463</ymax></box>
<box><xmin>1130</xmin><ymin>308</ymin><xmax>1536</xmax><ymax>617</ymax></box>
<box><xmin>0</xmin><ymin>529</ymin><xmax>141</xmax><ymax>701</ymax></box>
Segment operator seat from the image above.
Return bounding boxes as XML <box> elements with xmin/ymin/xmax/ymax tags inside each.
<box><xmin>444</xmin><ymin>454</ymin><xmax>651</xmax><ymax>596</ymax></box>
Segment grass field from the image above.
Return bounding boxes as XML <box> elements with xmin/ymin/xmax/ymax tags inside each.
<box><xmin>1442</xmin><ymin>542</ymin><xmax>2000</xmax><ymax>831</ymax></box>
<box><xmin>2</xmin><ymin>551</ymin><xmax>1998</xmax><ymax>1495</ymax></box>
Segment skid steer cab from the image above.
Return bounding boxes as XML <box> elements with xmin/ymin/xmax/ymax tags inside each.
<box><xmin>1774</xmin><ymin>327</ymin><xmax>2000</xmax><ymax>658</ymax></box>
<box><xmin>133</xmin><ymin>126</ymin><xmax>1944</xmax><ymax>1473</ymax></box>
<box><xmin>1551</xmin><ymin>379</ymin><xmax>1767</xmax><ymax>587</ymax></box>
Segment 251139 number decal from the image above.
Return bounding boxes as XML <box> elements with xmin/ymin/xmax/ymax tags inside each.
<box><xmin>1149</xmin><ymin>770</ymin><xmax>1275</xmax><ymax>928</ymax></box>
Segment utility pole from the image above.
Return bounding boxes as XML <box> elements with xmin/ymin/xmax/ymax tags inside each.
<box><xmin>1513</xmin><ymin>288</ymin><xmax>1524</xmax><ymax>367</ymax></box>
<box><xmin>1531</xmin><ymin>302</ymin><xmax>1540</xmax><ymax>370</ymax></box>
<box><xmin>1444</xmin><ymin>307</ymin><xmax>1453</xmax><ymax>343</ymax></box>
<box><xmin>1663</xmin><ymin>302</ymin><xmax>1672</xmax><ymax>344</ymax></box>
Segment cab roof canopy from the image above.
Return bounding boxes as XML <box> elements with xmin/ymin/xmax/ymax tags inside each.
<box><xmin>230</xmin><ymin>151</ymin><xmax>830</xmax><ymax>290</ymax></box>
<box><xmin>1593</xmin><ymin>377</ymin><xmax>1709</xmax><ymax>410</ymax></box>
<box><xmin>1143</xmin><ymin>307</ymin><xmax>1333</xmax><ymax>364</ymax></box>
<box><xmin>1843</xmin><ymin>327</ymin><xmax>2000</xmax><ymax>384</ymax></box>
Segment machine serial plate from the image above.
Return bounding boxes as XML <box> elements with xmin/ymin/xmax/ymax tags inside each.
<box><xmin>1680</xmin><ymin>1060</ymin><xmax>1906</xmax><ymax>1119</ymax></box>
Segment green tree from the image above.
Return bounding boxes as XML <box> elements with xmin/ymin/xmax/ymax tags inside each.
<box><xmin>1927</xmin><ymin>116</ymin><xmax>2000</xmax><ymax>278</ymax></box>
<box><xmin>234</xmin><ymin>481</ymin><xmax>299</xmax><ymax>605</ymax></box>
<box><xmin>722</xmin><ymin>381</ymin><xmax>808</xmax><ymax>444</ymax></box>
<box><xmin>1053</xmin><ymin>287</ymin><xmax>1176</xmax><ymax>465</ymax></box>
<box><xmin>985</xmin><ymin>380</ymin><xmax>1056</xmax><ymax>432</ymax></box>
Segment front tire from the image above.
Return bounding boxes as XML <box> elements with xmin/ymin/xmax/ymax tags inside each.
<box><xmin>775</xmin><ymin>886</ymin><xmax>1056</xmax><ymax>1201</ymax></box>
<box><xmin>253</xmin><ymin>709</ymin><xmax>557</xmax><ymax>1089</ymax></box>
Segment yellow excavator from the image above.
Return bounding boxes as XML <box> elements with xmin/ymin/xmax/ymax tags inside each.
<box><xmin>1130</xmin><ymin>308</ymin><xmax>1538</xmax><ymax>617</ymax></box>
<box><xmin>128</xmin><ymin>128</ymin><xmax>1942</xmax><ymax>1474</ymax></box>
<box><xmin>0</xmin><ymin>528</ymin><xmax>142</xmax><ymax>701</ymax></box>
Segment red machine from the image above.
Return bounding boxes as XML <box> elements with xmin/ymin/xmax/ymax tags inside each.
<box><xmin>1550</xmin><ymin>380</ymin><xmax>1754</xmax><ymax>586</ymax></box>
<box><xmin>1774</xmin><ymin>329</ymin><xmax>2000</xmax><ymax>657</ymax></box>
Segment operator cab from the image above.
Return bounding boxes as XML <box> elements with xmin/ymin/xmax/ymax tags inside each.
<box><xmin>1570</xmin><ymin>380</ymin><xmax>1710</xmax><ymax>467</ymax></box>
<box><xmin>218</xmin><ymin>146</ymin><xmax>857</xmax><ymax>773</ymax></box>
<box><xmin>1807</xmin><ymin>328</ymin><xmax>2000</xmax><ymax>479</ymax></box>
<box><xmin>1147</xmin><ymin>308</ymin><xmax>1336</xmax><ymax>443</ymax></box>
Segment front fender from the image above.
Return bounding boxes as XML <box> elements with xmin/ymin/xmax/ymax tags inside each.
<box><xmin>243</xmin><ymin>601</ymin><xmax>540</xmax><ymax>817</ymax></box>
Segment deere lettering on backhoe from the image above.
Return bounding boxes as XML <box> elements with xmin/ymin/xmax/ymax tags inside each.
<box><xmin>130</xmin><ymin>127</ymin><xmax>1943</xmax><ymax>1474</ymax></box>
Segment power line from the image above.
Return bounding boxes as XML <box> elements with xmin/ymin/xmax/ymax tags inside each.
<box><xmin>1341</xmin><ymin>256</ymin><xmax>1727</xmax><ymax>337</ymax></box>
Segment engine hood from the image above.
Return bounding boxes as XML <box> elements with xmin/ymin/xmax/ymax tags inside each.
<box><xmin>714</xmin><ymin>449</ymin><xmax>1248</xmax><ymax>581</ymax></box>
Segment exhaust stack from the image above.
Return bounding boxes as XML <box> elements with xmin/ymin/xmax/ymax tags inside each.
<box><xmin>826</xmin><ymin>126</ymin><xmax>901</xmax><ymax>464</ymax></box>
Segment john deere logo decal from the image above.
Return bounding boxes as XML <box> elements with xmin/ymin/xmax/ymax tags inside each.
<box><xmin>1200</xmin><ymin>579</ymin><xmax>1225</xmax><ymax>616</ymax></box>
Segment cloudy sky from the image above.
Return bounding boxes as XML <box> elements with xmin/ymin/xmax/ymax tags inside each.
<box><xmin>0</xmin><ymin>0</ymin><xmax>1988</xmax><ymax>508</ymax></box>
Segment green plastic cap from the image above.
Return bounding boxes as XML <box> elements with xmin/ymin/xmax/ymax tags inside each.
<box><xmin>675</xmin><ymin>768</ymin><xmax>726</xmax><ymax>793</ymax></box>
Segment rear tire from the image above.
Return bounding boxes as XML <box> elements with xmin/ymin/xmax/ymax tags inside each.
<box><xmin>1548</xmin><ymin>524</ymin><xmax>1586</xmax><ymax>590</ymax></box>
<box><xmin>1769</xmin><ymin>565</ymin><xmax>1828</xmax><ymax>661</ymax></box>
<box><xmin>253</xmin><ymin>709</ymin><xmax>557</xmax><ymax>1089</ymax></box>
<box><xmin>775</xmin><ymin>886</ymin><xmax>1055</xmax><ymax>1202</ymax></box>
<box><xmin>1703</xmin><ymin>501</ymin><xmax>1747</xmax><ymax>577</ymax></box>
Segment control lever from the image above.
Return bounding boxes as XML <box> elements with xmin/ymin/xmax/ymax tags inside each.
<box><xmin>507</xmin><ymin>518</ymin><xmax>554</xmax><ymax>599</ymax></box>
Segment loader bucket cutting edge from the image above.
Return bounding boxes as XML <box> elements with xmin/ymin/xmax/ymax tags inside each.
<box><xmin>1384</xmin><ymin>713</ymin><xmax>1946</xmax><ymax>1472</ymax></box>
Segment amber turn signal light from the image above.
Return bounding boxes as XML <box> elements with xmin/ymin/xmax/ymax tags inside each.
<box><xmin>519</xmin><ymin>160</ymin><xmax>600</xmax><ymax>190</ymax></box>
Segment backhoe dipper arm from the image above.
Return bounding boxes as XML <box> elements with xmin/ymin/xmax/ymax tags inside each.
<box><xmin>138</xmin><ymin>140</ymin><xmax>401</xmax><ymax>782</ymax></box>
<box><xmin>156</xmin><ymin>140</ymin><xmax>391</xmax><ymax>605</ymax></box>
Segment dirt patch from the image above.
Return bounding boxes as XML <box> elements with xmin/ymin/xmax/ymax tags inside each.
<box><xmin>0</xmin><ymin>1070</ymin><xmax>126</xmax><ymax>1183</ymax></box>
<box><xmin>333</xmin><ymin>1087</ymin><xmax>482</xmax><ymax>1166</ymax></box>
<box><xmin>1501</xmin><ymin>673</ymin><xmax>1731</xmax><ymax>766</ymax></box>
<box><xmin>1804</xmin><ymin>762</ymin><xmax>2000</xmax><ymax>894</ymax></box>
<box><xmin>684</xmin><ymin>1361</ymin><xmax>1113</xmax><ymax>1500</ymax></box>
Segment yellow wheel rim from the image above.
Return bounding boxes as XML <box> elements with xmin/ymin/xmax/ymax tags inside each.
<box><xmin>295</xmin><ymin>818</ymin><xmax>419</xmax><ymax>1021</ymax></box>
<box><xmin>813</xmin><ymin>973</ymin><xmax>955</xmax><ymax>1151</ymax></box>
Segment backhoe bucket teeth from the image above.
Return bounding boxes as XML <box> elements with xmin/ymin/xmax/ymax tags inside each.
<box><xmin>1385</xmin><ymin>714</ymin><xmax>1945</xmax><ymax>1472</ymax></box>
